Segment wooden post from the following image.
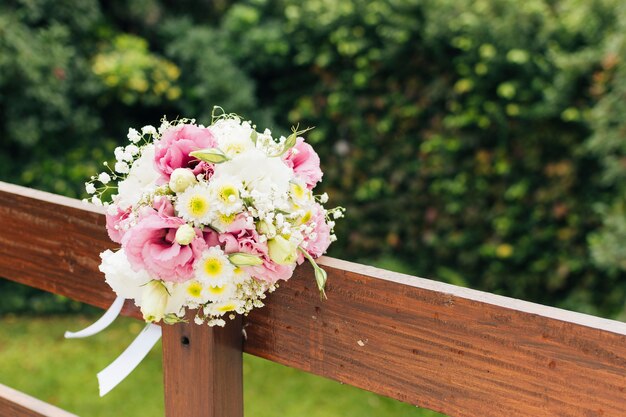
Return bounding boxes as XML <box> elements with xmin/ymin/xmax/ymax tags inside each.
<box><xmin>162</xmin><ymin>314</ymin><xmax>243</xmax><ymax>417</ymax></box>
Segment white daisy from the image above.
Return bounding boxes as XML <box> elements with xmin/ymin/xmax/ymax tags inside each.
<box><xmin>211</xmin><ymin>212</ymin><xmax>238</xmax><ymax>233</ymax></box>
<box><xmin>206</xmin><ymin>280</ymin><xmax>237</xmax><ymax>303</ymax></box>
<box><xmin>195</xmin><ymin>246</ymin><xmax>235</xmax><ymax>287</ymax></box>
<box><xmin>208</xmin><ymin>175</ymin><xmax>244</xmax><ymax>215</ymax></box>
<box><xmin>175</xmin><ymin>183</ymin><xmax>214</xmax><ymax>226</ymax></box>
<box><xmin>205</xmin><ymin>299</ymin><xmax>243</xmax><ymax>316</ymax></box>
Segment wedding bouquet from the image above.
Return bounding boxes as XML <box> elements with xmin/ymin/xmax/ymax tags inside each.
<box><xmin>86</xmin><ymin>109</ymin><xmax>343</xmax><ymax>326</ymax></box>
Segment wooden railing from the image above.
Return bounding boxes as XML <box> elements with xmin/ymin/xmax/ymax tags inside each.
<box><xmin>1</xmin><ymin>181</ymin><xmax>625</xmax><ymax>417</ymax></box>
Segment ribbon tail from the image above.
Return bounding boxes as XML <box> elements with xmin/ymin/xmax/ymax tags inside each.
<box><xmin>64</xmin><ymin>296</ymin><xmax>125</xmax><ymax>339</ymax></box>
<box><xmin>97</xmin><ymin>323</ymin><xmax>162</xmax><ymax>396</ymax></box>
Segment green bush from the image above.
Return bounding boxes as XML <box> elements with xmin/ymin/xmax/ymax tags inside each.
<box><xmin>1</xmin><ymin>0</ymin><xmax>625</xmax><ymax>318</ymax></box>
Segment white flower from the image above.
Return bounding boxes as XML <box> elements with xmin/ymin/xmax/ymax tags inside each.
<box><xmin>169</xmin><ymin>168</ymin><xmax>197</xmax><ymax>193</ymax></box>
<box><xmin>290</xmin><ymin>180</ymin><xmax>312</xmax><ymax>206</ymax></box>
<box><xmin>127</xmin><ymin>128</ymin><xmax>141</xmax><ymax>143</ymax></box>
<box><xmin>319</xmin><ymin>192</ymin><xmax>329</xmax><ymax>203</ymax></box>
<box><xmin>213</xmin><ymin>148</ymin><xmax>293</xmax><ymax>196</ymax></box>
<box><xmin>205</xmin><ymin>299</ymin><xmax>243</xmax><ymax>317</ymax></box>
<box><xmin>140</xmin><ymin>281</ymin><xmax>169</xmax><ymax>323</ymax></box>
<box><xmin>182</xmin><ymin>280</ymin><xmax>211</xmax><ymax>306</ymax></box>
<box><xmin>175</xmin><ymin>183</ymin><xmax>214</xmax><ymax>226</ymax></box>
<box><xmin>85</xmin><ymin>183</ymin><xmax>96</xmax><ymax>194</ymax></box>
<box><xmin>115</xmin><ymin>144</ymin><xmax>159</xmax><ymax>210</ymax></box>
<box><xmin>205</xmin><ymin>281</ymin><xmax>237</xmax><ymax>303</ymax></box>
<box><xmin>195</xmin><ymin>246</ymin><xmax>235</xmax><ymax>287</ymax></box>
<box><xmin>98</xmin><ymin>172</ymin><xmax>111</xmax><ymax>184</ymax></box>
<box><xmin>91</xmin><ymin>195</ymin><xmax>102</xmax><ymax>206</ymax></box>
<box><xmin>232</xmin><ymin>266</ymin><xmax>251</xmax><ymax>284</ymax></box>
<box><xmin>209</xmin><ymin>118</ymin><xmax>256</xmax><ymax>158</ymax></box>
<box><xmin>99</xmin><ymin>249</ymin><xmax>151</xmax><ymax>303</ymax></box>
<box><xmin>208</xmin><ymin>175</ymin><xmax>243</xmax><ymax>215</ymax></box>
<box><xmin>125</xmin><ymin>144</ymin><xmax>139</xmax><ymax>156</ymax></box>
<box><xmin>114</xmin><ymin>161</ymin><xmax>130</xmax><ymax>174</ymax></box>
<box><xmin>142</xmin><ymin>125</ymin><xmax>157</xmax><ymax>136</ymax></box>
<box><xmin>210</xmin><ymin>212</ymin><xmax>238</xmax><ymax>233</ymax></box>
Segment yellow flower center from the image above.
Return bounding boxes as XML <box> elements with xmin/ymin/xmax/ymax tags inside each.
<box><xmin>218</xmin><ymin>185</ymin><xmax>238</xmax><ymax>204</ymax></box>
<box><xmin>208</xmin><ymin>285</ymin><xmax>226</xmax><ymax>296</ymax></box>
<box><xmin>300</xmin><ymin>210</ymin><xmax>312</xmax><ymax>225</ymax></box>
<box><xmin>217</xmin><ymin>302</ymin><xmax>237</xmax><ymax>312</ymax></box>
<box><xmin>218</xmin><ymin>213</ymin><xmax>237</xmax><ymax>225</ymax></box>
<box><xmin>188</xmin><ymin>195</ymin><xmax>209</xmax><ymax>217</ymax></box>
<box><xmin>291</xmin><ymin>183</ymin><xmax>306</xmax><ymax>200</ymax></box>
<box><xmin>203</xmin><ymin>257</ymin><xmax>223</xmax><ymax>277</ymax></box>
<box><xmin>186</xmin><ymin>282</ymin><xmax>203</xmax><ymax>298</ymax></box>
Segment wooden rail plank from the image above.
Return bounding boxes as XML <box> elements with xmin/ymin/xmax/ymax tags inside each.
<box><xmin>0</xmin><ymin>384</ymin><xmax>79</xmax><ymax>417</ymax></box>
<box><xmin>2</xmin><ymin>181</ymin><xmax>626</xmax><ymax>416</ymax></box>
<box><xmin>162</xmin><ymin>314</ymin><xmax>243</xmax><ymax>417</ymax></box>
<box><xmin>0</xmin><ymin>182</ymin><xmax>141</xmax><ymax>319</ymax></box>
<box><xmin>245</xmin><ymin>260</ymin><xmax>626</xmax><ymax>416</ymax></box>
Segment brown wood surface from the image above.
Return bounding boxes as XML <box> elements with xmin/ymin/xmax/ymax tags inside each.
<box><xmin>0</xmin><ymin>182</ymin><xmax>141</xmax><ymax>319</ymax></box>
<box><xmin>2</xmin><ymin>181</ymin><xmax>626</xmax><ymax>416</ymax></box>
<box><xmin>0</xmin><ymin>384</ymin><xmax>78</xmax><ymax>417</ymax></box>
<box><xmin>162</xmin><ymin>313</ymin><xmax>243</xmax><ymax>417</ymax></box>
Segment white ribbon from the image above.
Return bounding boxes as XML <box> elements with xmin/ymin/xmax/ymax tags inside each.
<box><xmin>97</xmin><ymin>323</ymin><xmax>162</xmax><ymax>396</ymax></box>
<box><xmin>64</xmin><ymin>296</ymin><xmax>125</xmax><ymax>339</ymax></box>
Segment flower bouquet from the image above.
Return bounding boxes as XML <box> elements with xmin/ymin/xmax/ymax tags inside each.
<box><xmin>85</xmin><ymin>108</ymin><xmax>344</xmax><ymax>327</ymax></box>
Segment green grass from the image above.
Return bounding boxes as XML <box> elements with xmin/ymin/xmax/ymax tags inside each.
<box><xmin>0</xmin><ymin>315</ymin><xmax>444</xmax><ymax>417</ymax></box>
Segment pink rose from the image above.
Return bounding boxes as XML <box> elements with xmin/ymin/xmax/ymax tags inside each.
<box><xmin>105</xmin><ymin>206</ymin><xmax>132</xmax><ymax>244</ymax></box>
<box><xmin>303</xmin><ymin>204</ymin><xmax>331</xmax><ymax>258</ymax></box>
<box><xmin>122</xmin><ymin>200</ymin><xmax>205</xmax><ymax>282</ymax></box>
<box><xmin>154</xmin><ymin>124</ymin><xmax>217</xmax><ymax>184</ymax></box>
<box><xmin>283</xmin><ymin>137</ymin><xmax>323</xmax><ymax>189</ymax></box>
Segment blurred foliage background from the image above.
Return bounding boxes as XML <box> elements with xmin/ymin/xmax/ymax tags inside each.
<box><xmin>1</xmin><ymin>0</ymin><xmax>626</xmax><ymax>320</ymax></box>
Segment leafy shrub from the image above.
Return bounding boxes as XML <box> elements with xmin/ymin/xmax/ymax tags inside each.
<box><xmin>1</xmin><ymin>0</ymin><xmax>625</xmax><ymax>318</ymax></box>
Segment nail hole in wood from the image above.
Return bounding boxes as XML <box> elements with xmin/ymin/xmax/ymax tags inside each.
<box><xmin>181</xmin><ymin>336</ymin><xmax>190</xmax><ymax>345</ymax></box>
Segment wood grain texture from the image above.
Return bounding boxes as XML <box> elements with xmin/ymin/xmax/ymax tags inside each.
<box><xmin>0</xmin><ymin>182</ymin><xmax>141</xmax><ymax>319</ymax></box>
<box><xmin>0</xmin><ymin>384</ymin><xmax>78</xmax><ymax>417</ymax></box>
<box><xmin>2</xmin><ymin>181</ymin><xmax>626</xmax><ymax>416</ymax></box>
<box><xmin>245</xmin><ymin>259</ymin><xmax>626</xmax><ymax>417</ymax></box>
<box><xmin>162</xmin><ymin>313</ymin><xmax>243</xmax><ymax>417</ymax></box>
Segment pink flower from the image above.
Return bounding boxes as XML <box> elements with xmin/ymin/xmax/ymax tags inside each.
<box><xmin>154</xmin><ymin>124</ymin><xmax>217</xmax><ymax>184</ymax></box>
<box><xmin>217</xmin><ymin>215</ymin><xmax>295</xmax><ymax>284</ymax></box>
<box><xmin>248</xmin><ymin>260</ymin><xmax>295</xmax><ymax>284</ymax></box>
<box><xmin>122</xmin><ymin>200</ymin><xmax>205</xmax><ymax>282</ymax></box>
<box><xmin>105</xmin><ymin>206</ymin><xmax>132</xmax><ymax>244</ymax></box>
<box><xmin>303</xmin><ymin>204</ymin><xmax>331</xmax><ymax>258</ymax></box>
<box><xmin>218</xmin><ymin>216</ymin><xmax>268</xmax><ymax>257</ymax></box>
<box><xmin>283</xmin><ymin>137</ymin><xmax>323</xmax><ymax>189</ymax></box>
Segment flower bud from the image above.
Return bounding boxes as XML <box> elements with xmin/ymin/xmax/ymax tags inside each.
<box><xmin>257</xmin><ymin>220</ymin><xmax>277</xmax><ymax>237</ymax></box>
<box><xmin>169</xmin><ymin>168</ymin><xmax>197</xmax><ymax>193</ymax></box>
<box><xmin>175</xmin><ymin>224</ymin><xmax>196</xmax><ymax>245</ymax></box>
<box><xmin>140</xmin><ymin>281</ymin><xmax>169</xmax><ymax>323</ymax></box>
<box><xmin>228</xmin><ymin>252</ymin><xmax>264</xmax><ymax>266</ymax></box>
<box><xmin>268</xmin><ymin>235</ymin><xmax>298</xmax><ymax>265</ymax></box>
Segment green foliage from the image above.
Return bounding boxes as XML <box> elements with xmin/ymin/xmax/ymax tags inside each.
<box><xmin>586</xmin><ymin>3</ymin><xmax>626</xmax><ymax>285</ymax></box>
<box><xmin>92</xmin><ymin>34</ymin><xmax>182</xmax><ymax>105</ymax></box>
<box><xmin>1</xmin><ymin>0</ymin><xmax>625</xmax><ymax>318</ymax></box>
